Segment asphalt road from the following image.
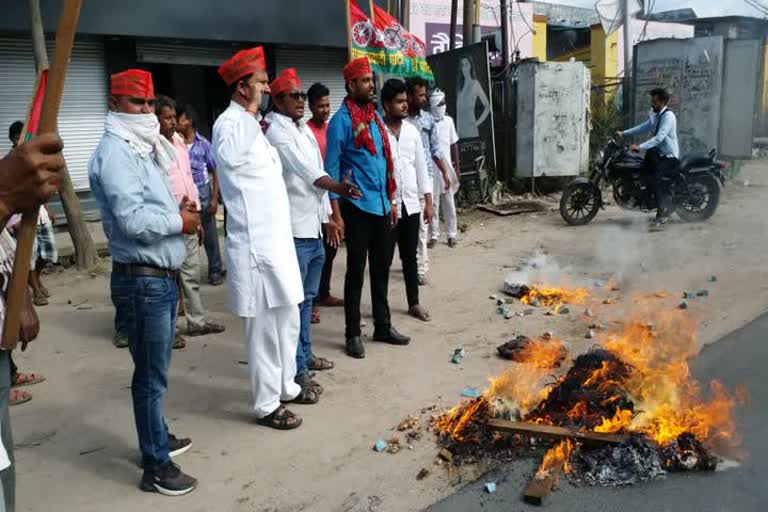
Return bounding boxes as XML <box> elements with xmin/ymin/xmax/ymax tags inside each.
<box><xmin>428</xmin><ymin>313</ymin><xmax>768</xmax><ymax>512</ymax></box>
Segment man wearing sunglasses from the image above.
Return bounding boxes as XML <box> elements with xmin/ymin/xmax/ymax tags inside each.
<box><xmin>264</xmin><ymin>68</ymin><xmax>361</xmax><ymax>401</ymax></box>
<box><xmin>89</xmin><ymin>69</ymin><xmax>199</xmax><ymax>496</ymax></box>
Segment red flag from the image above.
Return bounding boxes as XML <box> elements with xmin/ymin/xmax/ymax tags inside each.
<box><xmin>23</xmin><ymin>69</ymin><xmax>49</xmax><ymax>142</ymax></box>
<box><xmin>371</xmin><ymin>4</ymin><xmax>427</xmax><ymax>59</ymax></box>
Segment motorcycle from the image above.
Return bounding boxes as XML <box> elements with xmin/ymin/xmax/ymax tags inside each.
<box><xmin>559</xmin><ymin>139</ymin><xmax>727</xmax><ymax>226</ymax></box>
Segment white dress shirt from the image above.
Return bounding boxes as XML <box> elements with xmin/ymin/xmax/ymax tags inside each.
<box><xmin>386</xmin><ymin>120</ymin><xmax>431</xmax><ymax>219</ymax></box>
<box><xmin>264</xmin><ymin>111</ymin><xmax>329</xmax><ymax>239</ymax></box>
<box><xmin>212</xmin><ymin>101</ymin><xmax>304</xmax><ymax>315</ymax></box>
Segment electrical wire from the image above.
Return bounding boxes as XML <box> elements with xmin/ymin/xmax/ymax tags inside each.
<box><xmin>744</xmin><ymin>0</ymin><xmax>768</xmax><ymax>16</ymax></box>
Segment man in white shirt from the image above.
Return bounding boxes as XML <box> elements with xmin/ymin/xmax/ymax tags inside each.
<box><xmin>264</xmin><ymin>68</ymin><xmax>360</xmax><ymax>399</ymax></box>
<box><xmin>212</xmin><ymin>47</ymin><xmax>305</xmax><ymax>430</ymax></box>
<box><xmin>382</xmin><ymin>79</ymin><xmax>434</xmax><ymax>322</ymax></box>
<box><xmin>429</xmin><ymin>89</ymin><xmax>461</xmax><ymax>248</ymax></box>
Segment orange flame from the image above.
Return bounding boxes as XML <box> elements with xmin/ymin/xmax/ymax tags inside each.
<box><xmin>535</xmin><ymin>439</ymin><xmax>575</xmax><ymax>480</ymax></box>
<box><xmin>520</xmin><ymin>285</ymin><xmax>590</xmax><ymax>309</ymax></box>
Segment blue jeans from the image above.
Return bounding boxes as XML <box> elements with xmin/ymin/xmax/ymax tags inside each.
<box><xmin>111</xmin><ymin>272</ymin><xmax>178</xmax><ymax>469</ymax></box>
<box><xmin>294</xmin><ymin>238</ymin><xmax>325</xmax><ymax>377</ymax></box>
<box><xmin>0</xmin><ymin>351</ymin><xmax>15</xmax><ymax>512</ymax></box>
<box><xmin>197</xmin><ymin>182</ymin><xmax>223</xmax><ymax>278</ymax></box>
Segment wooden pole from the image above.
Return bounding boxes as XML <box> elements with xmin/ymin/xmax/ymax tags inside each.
<box><xmin>486</xmin><ymin>419</ymin><xmax>628</xmax><ymax>445</ymax></box>
<box><xmin>2</xmin><ymin>0</ymin><xmax>83</xmax><ymax>350</ymax></box>
<box><xmin>346</xmin><ymin>0</ymin><xmax>353</xmax><ymax>62</ymax></box>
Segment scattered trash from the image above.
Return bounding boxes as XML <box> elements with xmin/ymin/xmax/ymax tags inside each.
<box><xmin>654</xmin><ymin>292</ymin><xmax>668</xmax><ymax>299</ymax></box>
<box><xmin>697</xmin><ymin>290</ymin><xmax>709</xmax><ymax>297</ymax></box>
<box><xmin>683</xmin><ymin>291</ymin><xmax>697</xmax><ymax>300</ymax></box>
<box><xmin>523</xmin><ymin>309</ymin><xmax>535</xmax><ymax>316</ymax></box>
<box><xmin>386</xmin><ymin>435</ymin><xmax>401</xmax><ymax>454</ymax></box>
<box><xmin>451</xmin><ymin>347</ymin><xmax>465</xmax><ymax>364</ymax></box>
<box><xmin>584</xmin><ymin>308</ymin><xmax>594</xmax><ymax>317</ymax></box>
<box><xmin>397</xmin><ymin>415</ymin><xmax>419</xmax><ymax>431</ymax></box>
<box><xmin>559</xmin><ymin>307</ymin><xmax>570</xmax><ymax>315</ymax></box>
<box><xmin>237</xmin><ymin>360</ymin><xmax>248</xmax><ymax>365</ymax></box>
<box><xmin>416</xmin><ymin>468</ymin><xmax>430</xmax><ymax>481</ymax></box>
<box><xmin>462</xmin><ymin>387</ymin><xmax>481</xmax><ymax>399</ymax></box>
<box><xmin>503</xmin><ymin>310</ymin><xmax>513</xmax><ymax>320</ymax></box>
<box><xmin>406</xmin><ymin>430</ymin><xmax>423</xmax><ymax>442</ymax></box>
<box><xmin>374</xmin><ymin>439</ymin><xmax>387</xmax><ymax>452</ymax></box>
<box><xmin>708</xmin><ymin>276</ymin><xmax>718</xmax><ymax>283</ymax></box>
<box><xmin>586</xmin><ymin>330</ymin><xmax>595</xmax><ymax>339</ymax></box>
<box><xmin>438</xmin><ymin>448</ymin><xmax>454</xmax><ymax>463</ymax></box>
<box><xmin>78</xmin><ymin>446</ymin><xmax>106</xmax><ymax>456</ymax></box>
<box><xmin>544</xmin><ymin>311</ymin><xmax>554</xmax><ymax>316</ymax></box>
<box><xmin>489</xmin><ymin>294</ymin><xmax>498</xmax><ymax>301</ymax></box>
<box><xmin>603</xmin><ymin>298</ymin><xmax>615</xmax><ymax>305</ymax></box>
<box><xmin>542</xmin><ymin>331</ymin><xmax>554</xmax><ymax>340</ymax></box>
<box><xmin>679</xmin><ymin>301</ymin><xmax>689</xmax><ymax>310</ymax></box>
<box><xmin>484</xmin><ymin>482</ymin><xmax>497</xmax><ymax>494</ymax></box>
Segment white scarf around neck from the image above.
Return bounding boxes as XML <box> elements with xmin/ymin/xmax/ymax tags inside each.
<box><xmin>105</xmin><ymin>112</ymin><xmax>177</xmax><ymax>172</ymax></box>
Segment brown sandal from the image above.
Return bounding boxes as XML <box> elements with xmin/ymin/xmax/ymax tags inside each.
<box><xmin>284</xmin><ymin>386</ymin><xmax>320</xmax><ymax>405</ymax></box>
<box><xmin>409</xmin><ymin>305</ymin><xmax>431</xmax><ymax>322</ymax></box>
<box><xmin>256</xmin><ymin>406</ymin><xmax>303</xmax><ymax>430</ymax></box>
<box><xmin>307</xmin><ymin>355</ymin><xmax>335</xmax><ymax>371</ymax></box>
<box><xmin>10</xmin><ymin>389</ymin><xmax>32</xmax><ymax>406</ymax></box>
<box><xmin>311</xmin><ymin>308</ymin><xmax>321</xmax><ymax>324</ymax></box>
<box><xmin>12</xmin><ymin>372</ymin><xmax>46</xmax><ymax>387</ymax></box>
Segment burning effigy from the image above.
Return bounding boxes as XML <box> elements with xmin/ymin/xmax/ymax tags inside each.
<box><xmin>434</xmin><ymin>308</ymin><xmax>745</xmax><ymax>503</ymax></box>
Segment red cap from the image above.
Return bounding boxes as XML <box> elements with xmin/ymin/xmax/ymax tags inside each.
<box><xmin>111</xmin><ymin>69</ymin><xmax>155</xmax><ymax>99</ymax></box>
<box><xmin>343</xmin><ymin>57</ymin><xmax>372</xmax><ymax>82</ymax></box>
<box><xmin>270</xmin><ymin>68</ymin><xmax>302</xmax><ymax>96</ymax></box>
<box><xmin>218</xmin><ymin>46</ymin><xmax>267</xmax><ymax>86</ymax></box>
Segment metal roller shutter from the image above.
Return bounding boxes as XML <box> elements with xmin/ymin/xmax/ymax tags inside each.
<box><xmin>274</xmin><ymin>47</ymin><xmax>348</xmax><ymax>120</ymax></box>
<box><xmin>0</xmin><ymin>37</ymin><xmax>106</xmax><ymax>191</ymax></box>
<box><xmin>136</xmin><ymin>41</ymin><xmax>245</xmax><ymax>66</ymax></box>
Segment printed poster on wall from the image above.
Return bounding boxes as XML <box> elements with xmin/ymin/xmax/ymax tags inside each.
<box><xmin>427</xmin><ymin>42</ymin><xmax>496</xmax><ymax>175</ymax></box>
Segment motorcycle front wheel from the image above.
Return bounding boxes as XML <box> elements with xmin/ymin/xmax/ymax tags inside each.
<box><xmin>560</xmin><ymin>181</ymin><xmax>601</xmax><ymax>226</ymax></box>
<box><xmin>676</xmin><ymin>174</ymin><xmax>720</xmax><ymax>223</ymax></box>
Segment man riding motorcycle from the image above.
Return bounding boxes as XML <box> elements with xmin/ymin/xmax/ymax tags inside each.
<box><xmin>617</xmin><ymin>87</ymin><xmax>679</xmax><ymax>229</ymax></box>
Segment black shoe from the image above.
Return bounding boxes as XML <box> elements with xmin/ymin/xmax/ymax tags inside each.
<box><xmin>140</xmin><ymin>461</ymin><xmax>197</xmax><ymax>496</ymax></box>
<box><xmin>651</xmin><ymin>216</ymin><xmax>670</xmax><ymax>231</ymax></box>
<box><xmin>345</xmin><ymin>337</ymin><xmax>366</xmax><ymax>359</ymax></box>
<box><xmin>209</xmin><ymin>273</ymin><xmax>224</xmax><ymax>286</ymax></box>
<box><xmin>372</xmin><ymin>327</ymin><xmax>411</xmax><ymax>346</ymax></box>
<box><xmin>168</xmin><ymin>434</ymin><xmax>192</xmax><ymax>458</ymax></box>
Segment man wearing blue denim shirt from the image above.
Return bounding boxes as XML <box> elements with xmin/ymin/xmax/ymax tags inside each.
<box><xmin>89</xmin><ymin>69</ymin><xmax>199</xmax><ymax>496</ymax></box>
<box><xmin>326</xmin><ymin>57</ymin><xmax>411</xmax><ymax>358</ymax></box>
<box><xmin>405</xmin><ymin>77</ymin><xmax>451</xmax><ymax>284</ymax></box>
<box><xmin>619</xmin><ymin>87</ymin><xmax>679</xmax><ymax>228</ymax></box>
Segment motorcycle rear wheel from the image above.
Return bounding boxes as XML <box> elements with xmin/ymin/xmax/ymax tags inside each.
<box><xmin>560</xmin><ymin>182</ymin><xmax>601</xmax><ymax>226</ymax></box>
<box><xmin>676</xmin><ymin>174</ymin><xmax>720</xmax><ymax>222</ymax></box>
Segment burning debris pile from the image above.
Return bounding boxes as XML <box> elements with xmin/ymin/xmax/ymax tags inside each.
<box><xmin>434</xmin><ymin>308</ymin><xmax>745</xmax><ymax>496</ymax></box>
<box><xmin>503</xmin><ymin>282</ymin><xmax>590</xmax><ymax>311</ymax></box>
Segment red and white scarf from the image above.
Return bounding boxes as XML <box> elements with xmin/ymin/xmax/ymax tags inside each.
<box><xmin>344</xmin><ymin>97</ymin><xmax>396</xmax><ymax>200</ymax></box>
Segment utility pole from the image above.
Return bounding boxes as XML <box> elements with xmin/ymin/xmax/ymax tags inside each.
<box><xmin>450</xmin><ymin>0</ymin><xmax>459</xmax><ymax>50</ymax></box>
<box><xmin>401</xmin><ymin>0</ymin><xmax>410</xmax><ymax>30</ymax></box>
<box><xmin>500</xmin><ymin>0</ymin><xmax>512</xmax><ymax>182</ymax></box>
<box><xmin>623</xmin><ymin>0</ymin><xmax>633</xmax><ymax>118</ymax></box>
<box><xmin>473</xmin><ymin>0</ymin><xmax>481</xmax><ymax>43</ymax></box>
<box><xmin>463</xmin><ymin>0</ymin><xmax>473</xmax><ymax>48</ymax></box>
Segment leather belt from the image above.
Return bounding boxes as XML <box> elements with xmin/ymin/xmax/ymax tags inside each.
<box><xmin>112</xmin><ymin>262</ymin><xmax>178</xmax><ymax>279</ymax></box>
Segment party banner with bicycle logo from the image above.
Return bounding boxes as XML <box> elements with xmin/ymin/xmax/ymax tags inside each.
<box><xmin>348</xmin><ymin>0</ymin><xmax>433</xmax><ymax>80</ymax></box>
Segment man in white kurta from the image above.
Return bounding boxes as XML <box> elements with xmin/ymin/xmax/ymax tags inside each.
<box><xmin>212</xmin><ymin>47</ymin><xmax>305</xmax><ymax>429</ymax></box>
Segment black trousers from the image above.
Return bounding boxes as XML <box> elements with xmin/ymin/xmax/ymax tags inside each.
<box><xmin>653</xmin><ymin>156</ymin><xmax>680</xmax><ymax>218</ymax></box>
<box><xmin>315</xmin><ymin>234</ymin><xmax>337</xmax><ymax>303</ymax></box>
<box><xmin>390</xmin><ymin>203</ymin><xmax>421</xmax><ymax>308</ymax></box>
<box><xmin>341</xmin><ymin>200</ymin><xmax>392</xmax><ymax>338</ymax></box>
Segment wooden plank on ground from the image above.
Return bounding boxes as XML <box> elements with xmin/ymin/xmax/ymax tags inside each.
<box><xmin>487</xmin><ymin>419</ymin><xmax>628</xmax><ymax>445</ymax></box>
<box><xmin>523</xmin><ymin>458</ymin><xmax>564</xmax><ymax>506</ymax></box>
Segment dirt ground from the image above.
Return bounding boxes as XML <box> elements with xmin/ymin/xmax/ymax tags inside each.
<box><xmin>11</xmin><ymin>161</ymin><xmax>768</xmax><ymax>512</ymax></box>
